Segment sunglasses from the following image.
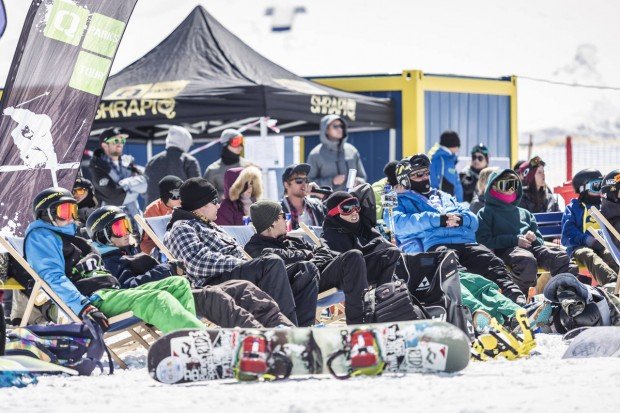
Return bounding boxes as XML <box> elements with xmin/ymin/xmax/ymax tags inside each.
<box><xmin>110</xmin><ymin>217</ymin><xmax>133</xmax><ymax>238</ymax></box>
<box><xmin>55</xmin><ymin>202</ymin><xmax>78</xmax><ymax>221</ymax></box>
<box><xmin>229</xmin><ymin>136</ymin><xmax>244</xmax><ymax>148</ymax></box>
<box><xmin>330</xmin><ymin>124</ymin><xmax>344</xmax><ymax>130</ymax></box>
<box><xmin>327</xmin><ymin>197</ymin><xmax>360</xmax><ymax>217</ymax></box>
<box><xmin>472</xmin><ymin>154</ymin><xmax>486</xmax><ymax>162</ymax></box>
<box><xmin>495</xmin><ymin>178</ymin><xmax>518</xmax><ymax>192</ymax></box>
<box><xmin>168</xmin><ymin>189</ymin><xmax>181</xmax><ymax>201</ymax></box>
<box><xmin>290</xmin><ymin>177</ymin><xmax>309</xmax><ymax>185</ymax></box>
<box><xmin>72</xmin><ymin>187</ymin><xmax>88</xmax><ymax>198</ymax></box>
<box><xmin>410</xmin><ymin>170</ymin><xmax>430</xmax><ymax>179</ymax></box>
<box><xmin>104</xmin><ymin>135</ymin><xmax>127</xmax><ymax>145</ymax></box>
<box><xmin>210</xmin><ymin>198</ymin><xmax>220</xmax><ymax>205</ymax></box>
<box><xmin>583</xmin><ymin>179</ymin><xmax>602</xmax><ymax>194</ymax></box>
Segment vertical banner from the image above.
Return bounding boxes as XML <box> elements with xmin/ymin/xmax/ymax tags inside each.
<box><xmin>0</xmin><ymin>0</ymin><xmax>6</xmax><ymax>39</ymax></box>
<box><xmin>0</xmin><ymin>0</ymin><xmax>138</xmax><ymax>235</ymax></box>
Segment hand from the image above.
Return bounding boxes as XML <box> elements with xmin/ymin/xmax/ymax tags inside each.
<box><xmin>3</xmin><ymin>106</ymin><xmax>14</xmax><ymax>116</ymax></box>
<box><xmin>517</xmin><ymin>235</ymin><xmax>532</xmax><ymax>249</ymax></box>
<box><xmin>80</xmin><ymin>304</ymin><xmax>110</xmax><ymax>332</ymax></box>
<box><xmin>308</xmin><ymin>182</ymin><xmax>324</xmax><ymax>199</ymax></box>
<box><xmin>332</xmin><ymin>175</ymin><xmax>346</xmax><ymax>186</ymax></box>
<box><xmin>169</xmin><ymin>259</ymin><xmax>186</xmax><ymax>276</ymax></box>
<box><xmin>525</xmin><ymin>231</ymin><xmax>537</xmax><ymax>242</ymax></box>
<box><xmin>445</xmin><ymin>213</ymin><xmax>461</xmax><ymax>228</ymax></box>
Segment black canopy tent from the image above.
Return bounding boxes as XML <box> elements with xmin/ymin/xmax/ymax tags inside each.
<box><xmin>92</xmin><ymin>6</ymin><xmax>394</xmax><ymax>139</ymax></box>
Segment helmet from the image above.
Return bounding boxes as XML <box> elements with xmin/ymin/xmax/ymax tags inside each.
<box><xmin>408</xmin><ymin>153</ymin><xmax>431</xmax><ymax>172</ymax></box>
<box><xmin>572</xmin><ymin>169</ymin><xmax>602</xmax><ymax>195</ymax></box>
<box><xmin>601</xmin><ymin>169</ymin><xmax>620</xmax><ymax>203</ymax></box>
<box><xmin>86</xmin><ymin>206</ymin><xmax>129</xmax><ymax>244</ymax></box>
<box><xmin>33</xmin><ymin>187</ymin><xmax>76</xmax><ymax>221</ymax></box>
<box><xmin>395</xmin><ymin>159</ymin><xmax>413</xmax><ymax>189</ymax></box>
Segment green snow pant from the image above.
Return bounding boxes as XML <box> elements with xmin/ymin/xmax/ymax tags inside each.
<box><xmin>93</xmin><ymin>276</ymin><xmax>205</xmax><ymax>334</ymax></box>
<box><xmin>459</xmin><ymin>271</ymin><xmax>523</xmax><ymax>325</ymax></box>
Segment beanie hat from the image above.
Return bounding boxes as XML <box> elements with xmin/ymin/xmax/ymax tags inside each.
<box><xmin>325</xmin><ymin>191</ymin><xmax>354</xmax><ymax>212</ymax></box>
<box><xmin>159</xmin><ymin>175</ymin><xmax>184</xmax><ymax>203</ymax></box>
<box><xmin>250</xmin><ymin>200</ymin><xmax>282</xmax><ymax>234</ymax></box>
<box><xmin>409</xmin><ymin>153</ymin><xmax>431</xmax><ymax>173</ymax></box>
<box><xmin>165</xmin><ymin>126</ymin><xmax>193</xmax><ymax>152</ymax></box>
<box><xmin>439</xmin><ymin>130</ymin><xmax>461</xmax><ymax>148</ymax></box>
<box><xmin>471</xmin><ymin>143</ymin><xmax>489</xmax><ymax>161</ymax></box>
<box><xmin>219</xmin><ymin>129</ymin><xmax>243</xmax><ymax>146</ymax></box>
<box><xmin>519</xmin><ymin>156</ymin><xmax>545</xmax><ymax>188</ymax></box>
<box><xmin>180</xmin><ymin>178</ymin><xmax>218</xmax><ymax>211</ymax></box>
<box><xmin>383</xmin><ymin>161</ymin><xmax>399</xmax><ymax>186</ymax></box>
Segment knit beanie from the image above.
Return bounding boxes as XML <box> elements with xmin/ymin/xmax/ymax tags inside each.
<box><xmin>219</xmin><ymin>129</ymin><xmax>243</xmax><ymax>145</ymax></box>
<box><xmin>159</xmin><ymin>175</ymin><xmax>183</xmax><ymax>203</ymax></box>
<box><xmin>439</xmin><ymin>130</ymin><xmax>461</xmax><ymax>148</ymax></box>
<box><xmin>165</xmin><ymin>126</ymin><xmax>193</xmax><ymax>152</ymax></box>
<box><xmin>471</xmin><ymin>143</ymin><xmax>489</xmax><ymax>162</ymax></box>
<box><xmin>180</xmin><ymin>178</ymin><xmax>218</xmax><ymax>211</ymax></box>
<box><xmin>250</xmin><ymin>200</ymin><xmax>282</xmax><ymax>234</ymax></box>
<box><xmin>383</xmin><ymin>161</ymin><xmax>399</xmax><ymax>186</ymax></box>
<box><xmin>325</xmin><ymin>191</ymin><xmax>354</xmax><ymax>212</ymax></box>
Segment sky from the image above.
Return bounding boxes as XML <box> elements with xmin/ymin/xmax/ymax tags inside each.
<box><xmin>1</xmin><ymin>0</ymin><xmax>619</xmax><ymax>140</ymax></box>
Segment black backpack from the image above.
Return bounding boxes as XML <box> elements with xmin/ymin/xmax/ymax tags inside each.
<box><xmin>362</xmin><ymin>279</ymin><xmax>427</xmax><ymax>323</ymax></box>
<box><xmin>395</xmin><ymin>249</ymin><xmax>474</xmax><ymax>340</ymax></box>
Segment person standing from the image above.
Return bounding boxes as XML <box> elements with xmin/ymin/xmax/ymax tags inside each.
<box><xmin>203</xmin><ymin>129</ymin><xmax>252</xmax><ymax>197</ymax></box>
<box><xmin>430</xmin><ymin>130</ymin><xmax>463</xmax><ymax>201</ymax></box>
<box><xmin>307</xmin><ymin>115</ymin><xmax>366</xmax><ymax>192</ymax></box>
<box><xmin>144</xmin><ymin>126</ymin><xmax>200</xmax><ymax>204</ymax></box>
<box><xmin>89</xmin><ymin>128</ymin><xmax>147</xmax><ymax>220</ymax></box>
<box><xmin>460</xmin><ymin>143</ymin><xmax>489</xmax><ymax>203</ymax></box>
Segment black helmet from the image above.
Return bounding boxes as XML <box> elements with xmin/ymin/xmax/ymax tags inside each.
<box><xmin>395</xmin><ymin>158</ymin><xmax>413</xmax><ymax>189</ymax></box>
<box><xmin>86</xmin><ymin>206</ymin><xmax>128</xmax><ymax>244</ymax></box>
<box><xmin>572</xmin><ymin>169</ymin><xmax>602</xmax><ymax>195</ymax></box>
<box><xmin>409</xmin><ymin>153</ymin><xmax>431</xmax><ymax>172</ymax></box>
<box><xmin>33</xmin><ymin>187</ymin><xmax>76</xmax><ymax>221</ymax></box>
<box><xmin>601</xmin><ymin>169</ymin><xmax>620</xmax><ymax>203</ymax></box>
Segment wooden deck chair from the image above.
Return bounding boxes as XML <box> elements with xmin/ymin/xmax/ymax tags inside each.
<box><xmin>0</xmin><ymin>235</ymin><xmax>159</xmax><ymax>369</ymax></box>
<box><xmin>589</xmin><ymin>207</ymin><xmax>620</xmax><ymax>295</ymax></box>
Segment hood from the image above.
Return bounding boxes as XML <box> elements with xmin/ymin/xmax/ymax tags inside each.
<box><xmin>26</xmin><ymin>219</ymin><xmax>77</xmax><ymax>237</ymax></box>
<box><xmin>484</xmin><ymin>168</ymin><xmax>523</xmax><ymax>207</ymax></box>
<box><xmin>226</xmin><ymin>166</ymin><xmax>263</xmax><ymax>201</ymax></box>
<box><xmin>319</xmin><ymin>115</ymin><xmax>348</xmax><ymax>151</ymax></box>
<box><xmin>167</xmin><ymin>207</ymin><xmax>203</xmax><ymax>229</ymax></box>
<box><xmin>432</xmin><ymin>146</ymin><xmax>457</xmax><ymax>161</ymax></box>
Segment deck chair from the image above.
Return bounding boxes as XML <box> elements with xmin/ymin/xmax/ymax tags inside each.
<box><xmin>0</xmin><ymin>235</ymin><xmax>159</xmax><ymax>369</ymax></box>
<box><xmin>589</xmin><ymin>207</ymin><xmax>620</xmax><ymax>295</ymax></box>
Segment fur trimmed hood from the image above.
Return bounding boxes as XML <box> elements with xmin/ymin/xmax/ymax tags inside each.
<box><xmin>224</xmin><ymin>165</ymin><xmax>263</xmax><ymax>201</ymax></box>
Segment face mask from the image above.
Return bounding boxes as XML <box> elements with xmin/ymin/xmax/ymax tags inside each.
<box><xmin>411</xmin><ymin>179</ymin><xmax>430</xmax><ymax>194</ymax></box>
<box><xmin>490</xmin><ymin>188</ymin><xmax>517</xmax><ymax>203</ymax></box>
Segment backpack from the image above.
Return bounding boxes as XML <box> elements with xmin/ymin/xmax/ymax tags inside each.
<box><xmin>362</xmin><ymin>279</ymin><xmax>427</xmax><ymax>323</ymax></box>
<box><xmin>5</xmin><ymin>318</ymin><xmax>112</xmax><ymax>376</ymax></box>
<box><xmin>395</xmin><ymin>249</ymin><xmax>475</xmax><ymax>340</ymax></box>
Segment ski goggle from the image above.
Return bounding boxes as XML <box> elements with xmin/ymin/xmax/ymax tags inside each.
<box><xmin>229</xmin><ymin>136</ymin><xmax>244</xmax><ymax>148</ymax></box>
<box><xmin>583</xmin><ymin>179</ymin><xmax>602</xmax><ymax>194</ymax></box>
<box><xmin>55</xmin><ymin>202</ymin><xmax>78</xmax><ymax>221</ymax></box>
<box><xmin>528</xmin><ymin>156</ymin><xmax>545</xmax><ymax>168</ymax></box>
<box><xmin>409</xmin><ymin>169</ymin><xmax>430</xmax><ymax>179</ymax></box>
<box><xmin>103</xmin><ymin>135</ymin><xmax>127</xmax><ymax>145</ymax></box>
<box><xmin>110</xmin><ymin>217</ymin><xmax>133</xmax><ymax>238</ymax></box>
<box><xmin>72</xmin><ymin>187</ymin><xmax>88</xmax><ymax>198</ymax></box>
<box><xmin>494</xmin><ymin>178</ymin><xmax>518</xmax><ymax>192</ymax></box>
<box><xmin>327</xmin><ymin>198</ymin><xmax>360</xmax><ymax>217</ymax></box>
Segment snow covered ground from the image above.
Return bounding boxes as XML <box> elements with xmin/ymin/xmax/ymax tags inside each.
<box><xmin>2</xmin><ymin>334</ymin><xmax>619</xmax><ymax>412</ymax></box>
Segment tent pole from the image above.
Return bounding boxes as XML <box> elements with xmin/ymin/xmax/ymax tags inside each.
<box><xmin>146</xmin><ymin>140</ymin><xmax>153</xmax><ymax>161</ymax></box>
<box><xmin>260</xmin><ymin>117</ymin><xmax>268</xmax><ymax>139</ymax></box>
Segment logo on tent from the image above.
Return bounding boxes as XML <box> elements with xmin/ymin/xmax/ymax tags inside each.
<box><xmin>416</xmin><ymin>277</ymin><xmax>431</xmax><ymax>291</ymax></box>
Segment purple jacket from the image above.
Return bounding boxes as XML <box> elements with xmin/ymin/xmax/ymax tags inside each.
<box><xmin>215</xmin><ymin>166</ymin><xmax>262</xmax><ymax>226</ymax></box>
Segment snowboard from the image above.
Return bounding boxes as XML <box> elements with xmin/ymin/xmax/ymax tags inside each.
<box><xmin>562</xmin><ymin>327</ymin><xmax>620</xmax><ymax>359</ymax></box>
<box><xmin>147</xmin><ymin>320</ymin><xmax>470</xmax><ymax>384</ymax></box>
<box><xmin>0</xmin><ymin>355</ymin><xmax>78</xmax><ymax>375</ymax></box>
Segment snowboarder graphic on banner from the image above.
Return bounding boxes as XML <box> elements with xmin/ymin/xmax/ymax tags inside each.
<box><xmin>3</xmin><ymin>106</ymin><xmax>58</xmax><ymax>169</ymax></box>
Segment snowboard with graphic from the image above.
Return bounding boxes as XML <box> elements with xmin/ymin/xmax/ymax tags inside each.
<box><xmin>147</xmin><ymin>320</ymin><xmax>470</xmax><ymax>384</ymax></box>
<box><xmin>562</xmin><ymin>326</ymin><xmax>620</xmax><ymax>359</ymax></box>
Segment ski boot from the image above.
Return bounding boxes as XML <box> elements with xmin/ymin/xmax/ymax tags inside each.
<box><xmin>471</xmin><ymin>309</ymin><xmax>536</xmax><ymax>361</ymax></box>
<box><xmin>326</xmin><ymin>329</ymin><xmax>386</xmax><ymax>379</ymax></box>
<box><xmin>233</xmin><ymin>334</ymin><xmax>292</xmax><ymax>382</ymax></box>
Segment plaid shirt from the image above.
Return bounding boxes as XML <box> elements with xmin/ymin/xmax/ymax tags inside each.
<box><xmin>164</xmin><ymin>216</ymin><xmax>246</xmax><ymax>287</ymax></box>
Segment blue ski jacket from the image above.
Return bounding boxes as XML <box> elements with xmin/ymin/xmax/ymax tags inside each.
<box><xmin>430</xmin><ymin>146</ymin><xmax>463</xmax><ymax>202</ymax></box>
<box><xmin>561</xmin><ymin>199</ymin><xmax>599</xmax><ymax>257</ymax></box>
<box><xmin>25</xmin><ymin>220</ymin><xmax>90</xmax><ymax>315</ymax></box>
<box><xmin>392</xmin><ymin>189</ymin><xmax>478</xmax><ymax>251</ymax></box>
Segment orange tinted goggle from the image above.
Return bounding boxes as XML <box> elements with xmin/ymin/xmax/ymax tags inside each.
<box><xmin>229</xmin><ymin>136</ymin><xmax>244</xmax><ymax>148</ymax></box>
<box><xmin>73</xmin><ymin>187</ymin><xmax>87</xmax><ymax>198</ymax></box>
<box><xmin>55</xmin><ymin>202</ymin><xmax>78</xmax><ymax>221</ymax></box>
<box><xmin>111</xmin><ymin>218</ymin><xmax>133</xmax><ymax>238</ymax></box>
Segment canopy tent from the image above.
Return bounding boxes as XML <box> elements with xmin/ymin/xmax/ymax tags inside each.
<box><xmin>93</xmin><ymin>6</ymin><xmax>394</xmax><ymax>138</ymax></box>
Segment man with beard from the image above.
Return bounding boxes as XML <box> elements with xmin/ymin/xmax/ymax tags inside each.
<box><xmin>280</xmin><ymin>163</ymin><xmax>327</xmax><ymax>230</ymax></box>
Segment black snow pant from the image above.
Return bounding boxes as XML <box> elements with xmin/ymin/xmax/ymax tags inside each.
<box><xmin>363</xmin><ymin>246</ymin><xmax>402</xmax><ymax>286</ymax></box>
<box><xmin>284</xmin><ymin>261</ymin><xmax>320</xmax><ymax>327</ymax></box>
<box><xmin>319</xmin><ymin>250</ymin><xmax>369</xmax><ymax>324</ymax></box>
<box><xmin>193</xmin><ymin>280</ymin><xmax>294</xmax><ymax>328</ymax></box>
<box><xmin>430</xmin><ymin>243</ymin><xmax>526</xmax><ymax>306</ymax></box>
<box><xmin>497</xmin><ymin>245</ymin><xmax>579</xmax><ymax>294</ymax></box>
<box><xmin>208</xmin><ymin>254</ymin><xmax>301</xmax><ymax>326</ymax></box>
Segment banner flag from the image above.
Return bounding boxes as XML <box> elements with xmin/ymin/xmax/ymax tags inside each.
<box><xmin>0</xmin><ymin>0</ymin><xmax>138</xmax><ymax>235</ymax></box>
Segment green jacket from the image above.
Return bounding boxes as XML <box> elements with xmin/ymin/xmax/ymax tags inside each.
<box><xmin>371</xmin><ymin>177</ymin><xmax>388</xmax><ymax>222</ymax></box>
<box><xmin>476</xmin><ymin>168</ymin><xmax>544</xmax><ymax>250</ymax></box>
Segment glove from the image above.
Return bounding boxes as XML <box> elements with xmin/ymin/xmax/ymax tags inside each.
<box><xmin>122</xmin><ymin>252</ymin><xmax>159</xmax><ymax>274</ymax></box>
<box><xmin>80</xmin><ymin>304</ymin><xmax>110</xmax><ymax>332</ymax></box>
<box><xmin>440</xmin><ymin>214</ymin><xmax>449</xmax><ymax>227</ymax></box>
<box><xmin>168</xmin><ymin>259</ymin><xmax>186</xmax><ymax>276</ymax></box>
<box><xmin>73</xmin><ymin>253</ymin><xmax>103</xmax><ymax>278</ymax></box>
